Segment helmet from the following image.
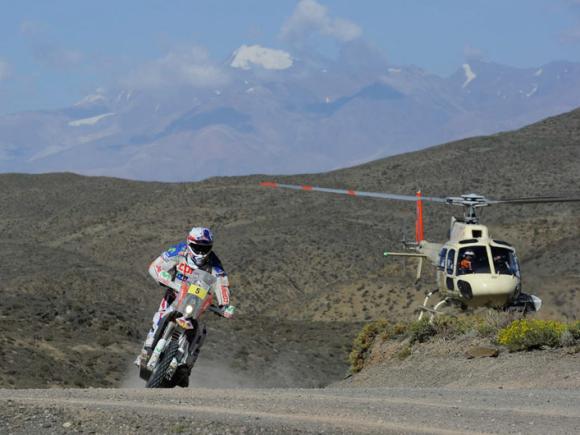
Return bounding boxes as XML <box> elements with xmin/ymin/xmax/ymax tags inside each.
<box><xmin>463</xmin><ymin>250</ymin><xmax>475</xmax><ymax>257</ymax></box>
<box><xmin>186</xmin><ymin>227</ymin><xmax>214</xmax><ymax>266</ymax></box>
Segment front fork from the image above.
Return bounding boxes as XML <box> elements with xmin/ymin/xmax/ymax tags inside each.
<box><xmin>146</xmin><ymin>315</ymin><xmax>205</xmax><ymax>378</ymax></box>
<box><xmin>146</xmin><ymin>321</ymin><xmax>176</xmax><ymax>370</ymax></box>
<box><xmin>167</xmin><ymin>322</ymin><xmax>203</xmax><ymax>378</ymax></box>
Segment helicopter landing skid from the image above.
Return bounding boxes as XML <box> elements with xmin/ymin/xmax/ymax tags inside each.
<box><xmin>417</xmin><ymin>290</ymin><xmax>451</xmax><ymax>322</ymax></box>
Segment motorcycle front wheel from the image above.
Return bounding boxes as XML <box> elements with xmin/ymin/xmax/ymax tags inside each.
<box><xmin>145</xmin><ymin>339</ymin><xmax>179</xmax><ymax>388</ymax></box>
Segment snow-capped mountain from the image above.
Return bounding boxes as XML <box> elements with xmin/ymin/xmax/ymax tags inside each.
<box><xmin>1</xmin><ymin>48</ymin><xmax>579</xmax><ymax>181</ymax></box>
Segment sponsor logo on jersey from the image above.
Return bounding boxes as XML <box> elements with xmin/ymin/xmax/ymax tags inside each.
<box><xmin>177</xmin><ymin>263</ymin><xmax>194</xmax><ymax>275</ymax></box>
<box><xmin>220</xmin><ymin>286</ymin><xmax>230</xmax><ymax>305</ymax></box>
<box><xmin>159</xmin><ymin>271</ymin><xmax>172</xmax><ymax>282</ymax></box>
<box><xmin>164</xmin><ymin>244</ymin><xmax>184</xmax><ymax>258</ymax></box>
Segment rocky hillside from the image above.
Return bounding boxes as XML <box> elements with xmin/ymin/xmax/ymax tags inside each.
<box><xmin>0</xmin><ymin>108</ymin><xmax>578</xmax><ymax>388</ymax></box>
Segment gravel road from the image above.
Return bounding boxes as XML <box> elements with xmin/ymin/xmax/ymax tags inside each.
<box><xmin>1</xmin><ymin>387</ymin><xmax>579</xmax><ymax>434</ymax></box>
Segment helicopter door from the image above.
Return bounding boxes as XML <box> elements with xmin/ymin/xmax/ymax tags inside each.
<box><xmin>437</xmin><ymin>248</ymin><xmax>448</xmax><ymax>290</ymax></box>
<box><xmin>445</xmin><ymin>249</ymin><xmax>456</xmax><ymax>290</ymax></box>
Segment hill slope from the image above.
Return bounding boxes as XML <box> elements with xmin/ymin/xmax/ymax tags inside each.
<box><xmin>0</xmin><ymin>108</ymin><xmax>579</xmax><ymax>387</ymax></box>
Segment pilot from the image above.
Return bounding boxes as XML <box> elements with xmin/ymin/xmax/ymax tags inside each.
<box><xmin>459</xmin><ymin>250</ymin><xmax>474</xmax><ymax>273</ymax></box>
<box><xmin>493</xmin><ymin>253</ymin><xmax>511</xmax><ymax>274</ymax></box>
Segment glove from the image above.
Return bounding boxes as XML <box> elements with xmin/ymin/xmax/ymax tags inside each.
<box><xmin>211</xmin><ymin>305</ymin><xmax>235</xmax><ymax>318</ymax></box>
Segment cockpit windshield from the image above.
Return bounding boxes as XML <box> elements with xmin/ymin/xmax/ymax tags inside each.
<box><xmin>457</xmin><ymin>246</ymin><xmax>491</xmax><ymax>274</ymax></box>
<box><xmin>491</xmin><ymin>246</ymin><xmax>519</xmax><ymax>277</ymax></box>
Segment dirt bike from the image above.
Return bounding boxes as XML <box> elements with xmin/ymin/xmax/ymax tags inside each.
<box><xmin>139</xmin><ymin>268</ymin><xmax>234</xmax><ymax>388</ymax></box>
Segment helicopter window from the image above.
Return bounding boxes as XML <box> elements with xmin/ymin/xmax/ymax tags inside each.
<box><xmin>439</xmin><ymin>248</ymin><xmax>448</xmax><ymax>270</ymax></box>
<box><xmin>446</xmin><ymin>249</ymin><xmax>455</xmax><ymax>275</ymax></box>
<box><xmin>491</xmin><ymin>247</ymin><xmax>519</xmax><ymax>276</ymax></box>
<box><xmin>472</xmin><ymin>230</ymin><xmax>482</xmax><ymax>238</ymax></box>
<box><xmin>457</xmin><ymin>246</ymin><xmax>491</xmax><ymax>274</ymax></box>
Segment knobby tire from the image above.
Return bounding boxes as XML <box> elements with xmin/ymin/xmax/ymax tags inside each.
<box><xmin>145</xmin><ymin>339</ymin><xmax>179</xmax><ymax>388</ymax></box>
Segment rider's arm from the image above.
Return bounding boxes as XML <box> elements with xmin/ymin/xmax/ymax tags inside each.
<box><xmin>207</xmin><ymin>253</ymin><xmax>232</xmax><ymax>307</ymax></box>
<box><xmin>148</xmin><ymin>255</ymin><xmax>179</xmax><ymax>290</ymax></box>
<box><xmin>209</xmin><ymin>258</ymin><xmax>233</xmax><ymax>318</ymax></box>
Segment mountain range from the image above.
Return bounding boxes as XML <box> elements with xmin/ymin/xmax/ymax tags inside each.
<box><xmin>1</xmin><ymin>44</ymin><xmax>580</xmax><ymax>181</ymax></box>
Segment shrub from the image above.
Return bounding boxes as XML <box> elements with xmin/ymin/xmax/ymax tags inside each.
<box><xmin>396</xmin><ymin>345</ymin><xmax>412</xmax><ymax>360</ymax></box>
<box><xmin>393</xmin><ymin>322</ymin><xmax>408</xmax><ymax>336</ymax></box>
<box><xmin>409</xmin><ymin>319</ymin><xmax>436</xmax><ymax>343</ymax></box>
<box><xmin>559</xmin><ymin>330</ymin><xmax>576</xmax><ymax>347</ymax></box>
<box><xmin>432</xmin><ymin>316</ymin><xmax>473</xmax><ymax>339</ymax></box>
<box><xmin>568</xmin><ymin>321</ymin><xmax>580</xmax><ymax>340</ymax></box>
<box><xmin>349</xmin><ymin>320</ymin><xmax>391</xmax><ymax>373</ymax></box>
<box><xmin>476</xmin><ymin>310</ymin><xmax>517</xmax><ymax>336</ymax></box>
<box><xmin>475</xmin><ymin>320</ymin><xmax>497</xmax><ymax>338</ymax></box>
<box><xmin>497</xmin><ymin>319</ymin><xmax>567</xmax><ymax>351</ymax></box>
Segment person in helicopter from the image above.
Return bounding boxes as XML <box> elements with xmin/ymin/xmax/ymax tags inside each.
<box><xmin>458</xmin><ymin>250</ymin><xmax>474</xmax><ymax>274</ymax></box>
<box><xmin>493</xmin><ymin>252</ymin><xmax>512</xmax><ymax>275</ymax></box>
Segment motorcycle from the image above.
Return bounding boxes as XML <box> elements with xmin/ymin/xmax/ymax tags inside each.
<box><xmin>139</xmin><ymin>268</ymin><xmax>235</xmax><ymax>388</ymax></box>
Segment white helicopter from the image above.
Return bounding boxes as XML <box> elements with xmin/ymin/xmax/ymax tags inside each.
<box><xmin>260</xmin><ymin>181</ymin><xmax>580</xmax><ymax>320</ymax></box>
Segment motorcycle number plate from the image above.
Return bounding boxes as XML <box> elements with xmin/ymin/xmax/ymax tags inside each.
<box><xmin>188</xmin><ymin>284</ymin><xmax>208</xmax><ymax>299</ymax></box>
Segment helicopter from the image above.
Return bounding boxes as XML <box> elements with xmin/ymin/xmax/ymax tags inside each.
<box><xmin>260</xmin><ymin>181</ymin><xmax>580</xmax><ymax>320</ymax></box>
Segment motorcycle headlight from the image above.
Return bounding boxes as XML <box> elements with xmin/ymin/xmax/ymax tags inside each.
<box><xmin>185</xmin><ymin>305</ymin><xmax>194</xmax><ymax>315</ymax></box>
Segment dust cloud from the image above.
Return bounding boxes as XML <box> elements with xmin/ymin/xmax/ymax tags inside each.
<box><xmin>120</xmin><ymin>349</ymin><xmax>332</xmax><ymax>389</ymax></box>
<box><xmin>120</xmin><ymin>356</ymin><xmax>270</xmax><ymax>389</ymax></box>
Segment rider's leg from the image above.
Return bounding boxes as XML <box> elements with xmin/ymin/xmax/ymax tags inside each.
<box><xmin>147</xmin><ymin>287</ymin><xmax>177</xmax><ymax>342</ymax></box>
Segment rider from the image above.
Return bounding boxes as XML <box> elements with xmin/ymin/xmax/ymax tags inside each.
<box><xmin>136</xmin><ymin>227</ymin><xmax>232</xmax><ymax>371</ymax></box>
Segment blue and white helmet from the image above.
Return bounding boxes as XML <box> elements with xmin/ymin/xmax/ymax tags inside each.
<box><xmin>186</xmin><ymin>227</ymin><xmax>214</xmax><ymax>266</ymax></box>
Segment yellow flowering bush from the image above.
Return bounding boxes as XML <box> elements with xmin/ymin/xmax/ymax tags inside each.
<box><xmin>498</xmin><ymin>319</ymin><xmax>567</xmax><ymax>351</ymax></box>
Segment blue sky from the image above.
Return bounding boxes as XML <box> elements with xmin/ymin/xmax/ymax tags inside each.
<box><xmin>1</xmin><ymin>0</ymin><xmax>579</xmax><ymax>115</ymax></box>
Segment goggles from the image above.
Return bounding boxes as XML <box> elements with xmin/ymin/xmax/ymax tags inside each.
<box><xmin>189</xmin><ymin>242</ymin><xmax>212</xmax><ymax>255</ymax></box>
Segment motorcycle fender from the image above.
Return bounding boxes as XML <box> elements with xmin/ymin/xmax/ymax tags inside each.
<box><xmin>176</xmin><ymin>317</ymin><xmax>194</xmax><ymax>330</ymax></box>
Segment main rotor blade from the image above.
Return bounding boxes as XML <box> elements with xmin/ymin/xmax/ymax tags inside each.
<box><xmin>259</xmin><ymin>182</ymin><xmax>448</xmax><ymax>203</ymax></box>
<box><xmin>491</xmin><ymin>196</ymin><xmax>580</xmax><ymax>205</ymax></box>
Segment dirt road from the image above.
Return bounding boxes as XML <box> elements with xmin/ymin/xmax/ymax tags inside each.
<box><xmin>1</xmin><ymin>387</ymin><xmax>579</xmax><ymax>434</ymax></box>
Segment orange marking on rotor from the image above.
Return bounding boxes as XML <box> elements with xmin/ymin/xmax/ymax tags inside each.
<box><xmin>301</xmin><ymin>185</ymin><xmax>313</xmax><ymax>191</ymax></box>
<box><xmin>347</xmin><ymin>190</ymin><xmax>356</xmax><ymax>196</ymax></box>
<box><xmin>415</xmin><ymin>190</ymin><xmax>424</xmax><ymax>242</ymax></box>
<box><xmin>260</xmin><ymin>182</ymin><xmax>278</xmax><ymax>188</ymax></box>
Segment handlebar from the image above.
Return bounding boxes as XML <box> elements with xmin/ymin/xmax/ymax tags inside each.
<box><xmin>208</xmin><ymin>305</ymin><xmax>222</xmax><ymax>315</ymax></box>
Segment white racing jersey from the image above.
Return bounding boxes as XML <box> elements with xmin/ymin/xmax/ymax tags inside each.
<box><xmin>148</xmin><ymin>241</ymin><xmax>231</xmax><ymax>310</ymax></box>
